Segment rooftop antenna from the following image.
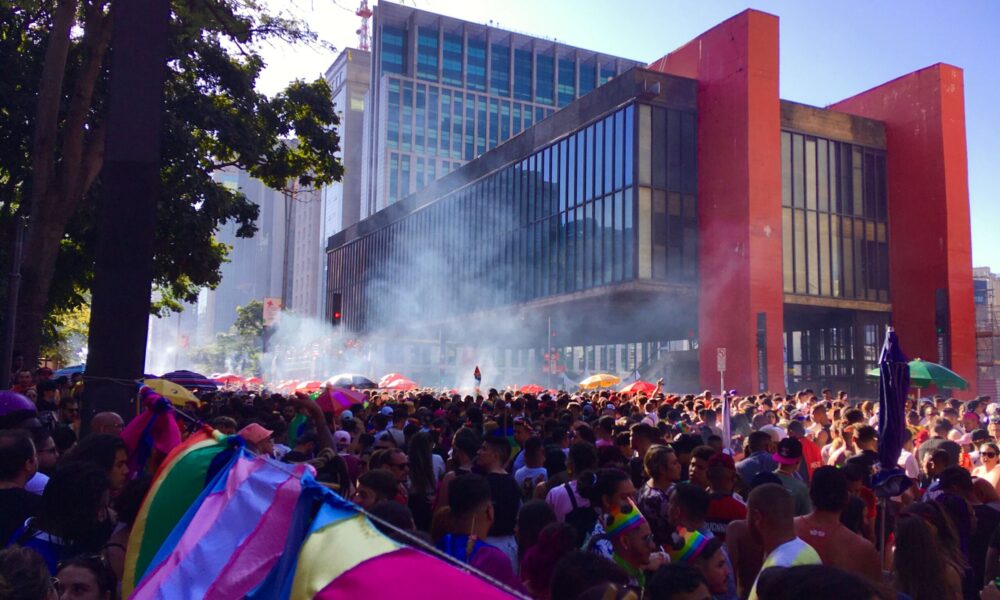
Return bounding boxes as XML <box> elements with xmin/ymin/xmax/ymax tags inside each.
<box><xmin>355</xmin><ymin>0</ymin><xmax>372</xmax><ymax>51</ymax></box>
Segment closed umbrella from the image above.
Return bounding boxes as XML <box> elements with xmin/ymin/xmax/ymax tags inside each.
<box><xmin>325</xmin><ymin>373</ymin><xmax>377</xmax><ymax>389</ymax></box>
<box><xmin>579</xmin><ymin>373</ymin><xmax>621</xmax><ymax>389</ymax></box>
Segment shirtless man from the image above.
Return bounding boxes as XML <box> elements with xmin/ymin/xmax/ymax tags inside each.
<box><xmin>793</xmin><ymin>466</ymin><xmax>880</xmax><ymax>583</ymax></box>
<box><xmin>725</xmin><ymin>516</ymin><xmax>763</xmax><ymax>598</ymax></box>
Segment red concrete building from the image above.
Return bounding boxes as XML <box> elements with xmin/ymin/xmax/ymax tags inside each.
<box><xmin>649</xmin><ymin>10</ymin><xmax>976</xmax><ymax>396</ymax></box>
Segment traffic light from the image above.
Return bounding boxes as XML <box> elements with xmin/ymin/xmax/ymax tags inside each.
<box><xmin>330</xmin><ymin>293</ymin><xmax>342</xmax><ymax>326</ymax></box>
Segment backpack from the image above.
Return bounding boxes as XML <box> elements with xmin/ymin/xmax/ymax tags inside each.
<box><xmin>563</xmin><ymin>482</ymin><xmax>599</xmax><ymax>548</ymax></box>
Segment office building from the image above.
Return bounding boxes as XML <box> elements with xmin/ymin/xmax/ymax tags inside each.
<box><xmin>975</xmin><ymin>267</ymin><xmax>1000</xmax><ymax>398</ymax></box>
<box><xmin>357</xmin><ymin>1</ymin><xmax>641</xmax><ymax>220</ymax></box>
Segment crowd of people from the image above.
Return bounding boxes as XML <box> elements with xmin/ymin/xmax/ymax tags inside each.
<box><xmin>3</xmin><ymin>366</ymin><xmax>1000</xmax><ymax>600</ymax></box>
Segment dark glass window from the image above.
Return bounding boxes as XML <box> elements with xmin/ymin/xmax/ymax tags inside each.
<box><xmin>491</xmin><ymin>44</ymin><xmax>510</xmax><ymax>96</ymax></box>
<box><xmin>600</xmin><ymin>64</ymin><xmax>616</xmax><ymax>84</ymax></box>
<box><xmin>381</xmin><ymin>25</ymin><xmax>406</xmax><ymax>74</ymax></box>
<box><xmin>536</xmin><ymin>54</ymin><xmax>554</xmax><ymax>105</ymax></box>
<box><xmin>386</xmin><ymin>78</ymin><xmax>400</xmax><ymax>149</ymax></box>
<box><xmin>579</xmin><ymin>62</ymin><xmax>596</xmax><ymax>96</ymax></box>
<box><xmin>489</xmin><ymin>98</ymin><xmax>499</xmax><ymax>149</ymax></box>
<box><xmin>514</xmin><ymin>49</ymin><xmax>532</xmax><ymax>101</ymax></box>
<box><xmin>416</xmin><ymin>27</ymin><xmax>438</xmax><ymax>81</ymax></box>
<box><xmin>500</xmin><ymin>101</ymin><xmax>510</xmax><ymax>142</ymax></box>
<box><xmin>781</xmin><ymin>131</ymin><xmax>888</xmax><ymax>301</ymax></box>
<box><xmin>442</xmin><ymin>32</ymin><xmax>463</xmax><ymax>86</ymax></box>
<box><xmin>558</xmin><ymin>58</ymin><xmax>576</xmax><ymax>107</ymax></box>
<box><xmin>467</xmin><ymin>38</ymin><xmax>486</xmax><ymax>91</ymax></box>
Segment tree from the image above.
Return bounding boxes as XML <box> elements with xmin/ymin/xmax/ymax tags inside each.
<box><xmin>0</xmin><ymin>0</ymin><xmax>343</xmax><ymax>367</ymax></box>
<box><xmin>191</xmin><ymin>299</ymin><xmax>263</xmax><ymax>375</ymax></box>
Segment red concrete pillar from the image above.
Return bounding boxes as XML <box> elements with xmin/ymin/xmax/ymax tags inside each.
<box><xmin>831</xmin><ymin>65</ymin><xmax>977</xmax><ymax>396</ymax></box>
<box><xmin>649</xmin><ymin>10</ymin><xmax>785</xmax><ymax>394</ymax></box>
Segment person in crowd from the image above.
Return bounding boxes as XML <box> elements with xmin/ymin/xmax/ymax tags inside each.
<box><xmin>637</xmin><ymin>444</ymin><xmax>683</xmax><ymax>546</ymax></box>
<box><xmin>237</xmin><ymin>423</ymin><xmax>274</xmax><ymax>457</ymax></box>
<box><xmin>26</xmin><ymin>429</ymin><xmax>58</xmax><ymax>495</ymax></box>
<box><xmin>704</xmin><ymin>453</ymin><xmax>746</xmax><ymax>541</ymax></box>
<box><xmin>435</xmin><ymin>427</ymin><xmax>481</xmax><ymax>510</ymax></box>
<box><xmin>88</xmin><ymin>413</ymin><xmax>124</xmax><ymax>437</ymax></box>
<box><xmin>62</xmin><ymin>434</ymin><xmax>129</xmax><ymax>493</ymax></box>
<box><xmin>973</xmin><ymin>441</ymin><xmax>1000</xmax><ymax>492</ymax></box>
<box><xmin>54</xmin><ymin>553</ymin><xmax>118</xmax><ymax>600</ymax></box>
<box><xmin>646</xmin><ymin>563</ymin><xmax>711</xmax><ymax>600</ymax></box>
<box><xmin>666</xmin><ymin>482</ymin><xmax>737</xmax><ymax>599</ymax></box>
<box><xmin>103</xmin><ymin>474</ymin><xmax>152</xmax><ymax>582</ymax></box>
<box><xmin>406</xmin><ymin>431</ymin><xmax>439</xmax><ymax>531</ymax></box>
<box><xmin>9</xmin><ymin>463</ymin><xmax>114</xmax><ymax>573</ymax></box>
<box><xmin>368</xmin><ymin>501</ymin><xmax>422</xmax><ymax>546</ymax></box>
<box><xmin>754</xmin><ymin>565</ymin><xmax>893</xmax><ymax>600</ymax></box>
<box><xmin>351</xmin><ymin>469</ymin><xmax>398</xmax><ymax>510</ymax></box>
<box><xmin>474</xmin><ymin>435</ymin><xmax>521</xmax><ymax>568</ymax></box>
<box><xmin>939</xmin><ymin>466</ymin><xmax>1000</xmax><ymax>589</ymax></box>
<box><xmin>745</xmin><ymin>483</ymin><xmax>821</xmax><ymax>600</ymax></box>
<box><xmin>0</xmin><ymin>430</ymin><xmax>39</xmax><ymax>545</ymax></box>
<box><xmin>515</xmin><ymin>500</ymin><xmax>556</xmax><ymax>570</ymax></box>
<box><xmin>785</xmin><ymin>421</ymin><xmax>822</xmax><ymax>482</ymax></box>
<box><xmin>893</xmin><ymin>505</ymin><xmax>963</xmax><ymax>600</ymax></box>
<box><xmin>628</xmin><ymin>424</ymin><xmax>661</xmax><ymax>489</ymax></box>
<box><xmin>602</xmin><ymin>500</ymin><xmax>664</xmax><ymax>588</ymax></box>
<box><xmin>549</xmin><ymin>550</ymin><xmax>629</xmax><ymax>600</ymax></box>
<box><xmin>434</xmin><ymin>473</ymin><xmax>525</xmax><ymax>593</ymax></box>
<box><xmin>575</xmin><ymin>468</ymin><xmax>635</xmax><ymax>557</ymax></box>
<box><xmin>736</xmin><ymin>432</ymin><xmax>776</xmax><ymax>486</ymax></box>
<box><xmin>545</xmin><ymin>442</ymin><xmax>599</xmax><ymax>525</ymax></box>
<box><xmin>210</xmin><ymin>416</ymin><xmax>238</xmax><ymax>435</ymax></box>
<box><xmin>793</xmin><ymin>466</ymin><xmax>880</xmax><ymax>582</ymax></box>
<box><xmin>770</xmin><ymin>438</ymin><xmax>811</xmax><ymax>516</ymax></box>
<box><xmin>520</xmin><ymin>522</ymin><xmax>578</xmax><ymax>599</ymax></box>
<box><xmin>514</xmin><ymin>437</ymin><xmax>548</xmax><ymax>499</ymax></box>
<box><xmin>688</xmin><ymin>446</ymin><xmax>716</xmax><ymax>489</ymax></box>
<box><xmin>0</xmin><ymin>546</ymin><xmax>57</xmax><ymax>600</ymax></box>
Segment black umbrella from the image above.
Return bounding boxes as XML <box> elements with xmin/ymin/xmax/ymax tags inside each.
<box><xmin>161</xmin><ymin>369</ymin><xmax>220</xmax><ymax>392</ymax></box>
<box><xmin>324</xmin><ymin>373</ymin><xmax>377</xmax><ymax>390</ymax></box>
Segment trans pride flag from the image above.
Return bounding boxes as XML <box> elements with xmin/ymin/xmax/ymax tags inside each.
<box><xmin>124</xmin><ymin>430</ymin><xmax>519</xmax><ymax>599</ymax></box>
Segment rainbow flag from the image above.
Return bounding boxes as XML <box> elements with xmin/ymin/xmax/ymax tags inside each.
<box><xmin>132</xmin><ymin>450</ymin><xmax>310</xmax><ymax>599</ymax></box>
<box><xmin>122</xmin><ymin>426</ymin><xmax>232</xmax><ymax>595</ymax></box>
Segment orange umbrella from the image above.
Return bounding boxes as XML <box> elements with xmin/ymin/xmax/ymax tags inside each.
<box><xmin>520</xmin><ymin>384</ymin><xmax>545</xmax><ymax>394</ymax></box>
<box><xmin>619</xmin><ymin>380</ymin><xmax>657</xmax><ymax>395</ymax></box>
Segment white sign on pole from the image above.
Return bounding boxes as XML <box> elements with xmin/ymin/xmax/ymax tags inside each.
<box><xmin>263</xmin><ymin>297</ymin><xmax>282</xmax><ymax>327</ymax></box>
<box><xmin>717</xmin><ymin>347</ymin><xmax>727</xmax><ymax>372</ymax></box>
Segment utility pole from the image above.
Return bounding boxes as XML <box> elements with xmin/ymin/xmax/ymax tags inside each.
<box><xmin>82</xmin><ymin>0</ymin><xmax>170</xmax><ymax>427</ymax></box>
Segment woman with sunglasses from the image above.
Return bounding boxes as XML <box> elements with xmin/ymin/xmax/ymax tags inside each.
<box><xmin>973</xmin><ymin>442</ymin><xmax>1000</xmax><ymax>492</ymax></box>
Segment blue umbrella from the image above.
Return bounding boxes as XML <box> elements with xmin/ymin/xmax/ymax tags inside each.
<box><xmin>877</xmin><ymin>327</ymin><xmax>910</xmax><ymax>469</ymax></box>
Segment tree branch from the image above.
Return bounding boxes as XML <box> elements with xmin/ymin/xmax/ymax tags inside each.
<box><xmin>30</xmin><ymin>0</ymin><xmax>79</xmax><ymax>212</ymax></box>
<box><xmin>78</xmin><ymin>120</ymin><xmax>107</xmax><ymax>195</ymax></box>
<box><xmin>59</xmin><ymin>0</ymin><xmax>112</xmax><ymax>206</ymax></box>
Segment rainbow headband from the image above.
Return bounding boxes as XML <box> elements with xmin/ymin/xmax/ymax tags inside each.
<box><xmin>605</xmin><ymin>501</ymin><xmax>646</xmax><ymax>538</ymax></box>
<box><xmin>667</xmin><ymin>528</ymin><xmax>710</xmax><ymax>563</ymax></box>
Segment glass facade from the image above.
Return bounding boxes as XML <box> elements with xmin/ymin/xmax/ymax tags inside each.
<box><xmin>381</xmin><ymin>25</ymin><xmax>406</xmax><ymax>74</ymax></box>
<box><xmin>330</xmin><ymin>99</ymin><xmax>697</xmax><ymax>331</ymax></box>
<box><xmin>781</xmin><ymin>131</ymin><xmax>889</xmax><ymax>302</ymax></box>
<box><xmin>491</xmin><ymin>44</ymin><xmax>510</xmax><ymax>96</ymax></box>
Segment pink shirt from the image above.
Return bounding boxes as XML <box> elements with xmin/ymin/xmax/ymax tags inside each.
<box><xmin>546</xmin><ymin>480</ymin><xmax>590</xmax><ymax>522</ymax></box>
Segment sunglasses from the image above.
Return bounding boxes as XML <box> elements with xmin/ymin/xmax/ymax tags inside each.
<box><xmin>984</xmin><ymin>452</ymin><xmax>998</xmax><ymax>458</ymax></box>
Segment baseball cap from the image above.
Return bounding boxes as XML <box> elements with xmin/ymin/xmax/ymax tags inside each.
<box><xmin>333</xmin><ymin>430</ymin><xmax>350</xmax><ymax>448</ymax></box>
<box><xmin>380</xmin><ymin>406</ymin><xmax>394</xmax><ymax>416</ymax></box>
<box><xmin>238</xmin><ymin>423</ymin><xmax>273</xmax><ymax>444</ymax></box>
<box><xmin>706</xmin><ymin>452</ymin><xmax>736</xmax><ymax>471</ymax></box>
<box><xmin>340</xmin><ymin>410</ymin><xmax>354</xmax><ymax>422</ymax></box>
<box><xmin>972</xmin><ymin>429</ymin><xmax>990</xmax><ymax>443</ymax></box>
<box><xmin>772</xmin><ymin>437</ymin><xmax>803</xmax><ymax>465</ymax></box>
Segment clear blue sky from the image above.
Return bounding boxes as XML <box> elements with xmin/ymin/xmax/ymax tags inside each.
<box><xmin>260</xmin><ymin>0</ymin><xmax>1000</xmax><ymax>269</ymax></box>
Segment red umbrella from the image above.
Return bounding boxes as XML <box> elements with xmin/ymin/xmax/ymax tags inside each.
<box><xmin>379</xmin><ymin>373</ymin><xmax>407</xmax><ymax>388</ymax></box>
<box><xmin>619</xmin><ymin>380</ymin><xmax>657</xmax><ymax>395</ymax></box>
<box><xmin>384</xmin><ymin>377</ymin><xmax>418</xmax><ymax>391</ymax></box>
<box><xmin>316</xmin><ymin>387</ymin><xmax>365</xmax><ymax>413</ymax></box>
<box><xmin>294</xmin><ymin>380</ymin><xmax>322</xmax><ymax>393</ymax></box>
<box><xmin>520</xmin><ymin>384</ymin><xmax>545</xmax><ymax>395</ymax></box>
<box><xmin>213</xmin><ymin>373</ymin><xmax>244</xmax><ymax>385</ymax></box>
<box><xmin>245</xmin><ymin>376</ymin><xmax>262</xmax><ymax>385</ymax></box>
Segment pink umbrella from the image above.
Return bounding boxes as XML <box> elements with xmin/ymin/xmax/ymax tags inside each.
<box><xmin>316</xmin><ymin>387</ymin><xmax>366</xmax><ymax>413</ymax></box>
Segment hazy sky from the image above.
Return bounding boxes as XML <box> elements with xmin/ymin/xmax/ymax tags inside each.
<box><xmin>257</xmin><ymin>0</ymin><xmax>1000</xmax><ymax>269</ymax></box>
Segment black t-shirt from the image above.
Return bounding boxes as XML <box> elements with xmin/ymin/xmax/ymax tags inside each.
<box><xmin>485</xmin><ymin>472</ymin><xmax>521</xmax><ymax>537</ymax></box>
<box><xmin>0</xmin><ymin>487</ymin><xmax>37</xmax><ymax>545</ymax></box>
